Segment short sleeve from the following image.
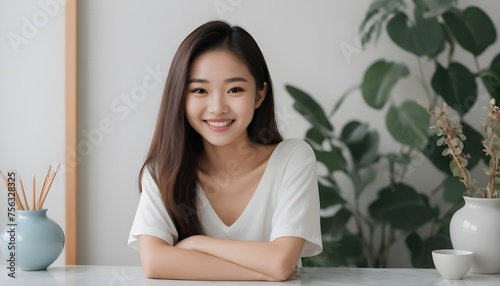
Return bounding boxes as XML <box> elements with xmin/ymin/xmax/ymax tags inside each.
<box><xmin>128</xmin><ymin>168</ymin><xmax>178</xmax><ymax>250</ymax></box>
<box><xmin>270</xmin><ymin>141</ymin><xmax>323</xmax><ymax>257</ymax></box>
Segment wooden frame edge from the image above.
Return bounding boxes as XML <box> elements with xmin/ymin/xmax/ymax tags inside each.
<box><xmin>65</xmin><ymin>0</ymin><xmax>77</xmax><ymax>265</ymax></box>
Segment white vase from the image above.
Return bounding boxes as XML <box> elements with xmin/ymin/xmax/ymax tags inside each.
<box><xmin>449</xmin><ymin>196</ymin><xmax>500</xmax><ymax>274</ymax></box>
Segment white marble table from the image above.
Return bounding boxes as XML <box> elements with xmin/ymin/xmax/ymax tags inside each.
<box><xmin>1</xmin><ymin>265</ymin><xmax>499</xmax><ymax>285</ymax></box>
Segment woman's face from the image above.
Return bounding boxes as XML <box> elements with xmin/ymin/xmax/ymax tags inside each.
<box><xmin>185</xmin><ymin>50</ymin><xmax>267</xmax><ymax>148</ymax></box>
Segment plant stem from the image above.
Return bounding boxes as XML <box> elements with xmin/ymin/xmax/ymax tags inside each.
<box><xmin>375</xmin><ymin>224</ymin><xmax>393</xmax><ymax>268</ymax></box>
<box><xmin>447</xmin><ymin>37</ymin><xmax>455</xmax><ymax>66</ymax></box>
<box><xmin>417</xmin><ymin>57</ymin><xmax>434</xmax><ymax>105</ymax></box>
<box><xmin>430</xmin><ymin>177</ymin><xmax>446</xmax><ymax>196</ymax></box>
<box><xmin>387</xmin><ymin>156</ymin><xmax>396</xmax><ymax>186</ymax></box>
<box><xmin>352</xmin><ymin>209</ymin><xmax>374</xmax><ymax>267</ymax></box>
<box><xmin>474</xmin><ymin>56</ymin><xmax>481</xmax><ymax>74</ymax></box>
<box><xmin>396</xmin><ymin>146</ymin><xmax>415</xmax><ymax>182</ymax></box>
<box><xmin>383</xmin><ymin>227</ymin><xmax>394</xmax><ymax>268</ymax></box>
<box><xmin>329</xmin><ymin>84</ymin><xmax>360</xmax><ymax>118</ymax></box>
<box><xmin>367</xmin><ymin>223</ymin><xmax>376</xmax><ymax>267</ymax></box>
<box><xmin>374</xmin><ymin>224</ymin><xmax>385</xmax><ymax>268</ymax></box>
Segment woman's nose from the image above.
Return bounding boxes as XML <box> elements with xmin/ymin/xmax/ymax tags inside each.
<box><xmin>207</xmin><ymin>94</ymin><xmax>228</xmax><ymax>115</ymax></box>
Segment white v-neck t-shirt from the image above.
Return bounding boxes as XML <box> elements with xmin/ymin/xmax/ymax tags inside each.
<box><xmin>128</xmin><ymin>138</ymin><xmax>323</xmax><ymax>258</ymax></box>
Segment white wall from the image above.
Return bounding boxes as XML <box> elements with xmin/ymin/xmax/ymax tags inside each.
<box><xmin>0</xmin><ymin>0</ymin><xmax>66</xmax><ymax>265</ymax></box>
<box><xmin>74</xmin><ymin>0</ymin><xmax>500</xmax><ymax>267</ymax></box>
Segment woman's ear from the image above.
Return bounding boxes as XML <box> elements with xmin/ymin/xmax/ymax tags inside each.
<box><xmin>255</xmin><ymin>82</ymin><xmax>268</xmax><ymax>109</ymax></box>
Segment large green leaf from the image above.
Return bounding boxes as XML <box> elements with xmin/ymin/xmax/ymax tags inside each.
<box><xmin>369</xmin><ymin>183</ymin><xmax>438</xmax><ymax>231</ymax></box>
<box><xmin>318</xmin><ymin>182</ymin><xmax>345</xmax><ymax>209</ymax></box>
<box><xmin>443</xmin><ymin>7</ymin><xmax>497</xmax><ymax>56</ymax></box>
<box><xmin>411</xmin><ymin>0</ymin><xmax>457</xmax><ymax>63</ymax></box>
<box><xmin>340</xmin><ymin>121</ymin><xmax>369</xmax><ymax>144</ymax></box>
<box><xmin>360</xmin><ymin>0</ymin><xmax>405</xmax><ymax>47</ymax></box>
<box><xmin>427</xmin><ymin>24</ymin><xmax>448</xmax><ymax>58</ymax></box>
<box><xmin>442</xmin><ymin>175</ymin><xmax>466</xmax><ymax>203</ymax></box>
<box><xmin>314</xmin><ymin>147</ymin><xmax>348</xmax><ymax>173</ymax></box>
<box><xmin>333</xmin><ymin>233</ymin><xmax>366</xmax><ymax>266</ymax></box>
<box><xmin>286</xmin><ymin>85</ymin><xmax>333</xmax><ymax>137</ymax></box>
<box><xmin>361</xmin><ymin>60</ymin><xmax>410</xmax><ymax>109</ymax></box>
<box><xmin>305</xmin><ymin>127</ymin><xmax>325</xmax><ymax>147</ymax></box>
<box><xmin>353</xmin><ymin>131</ymin><xmax>379</xmax><ymax>168</ymax></box>
<box><xmin>423</xmin><ymin>121</ymin><xmax>485</xmax><ymax>174</ymax></box>
<box><xmin>340</xmin><ymin>121</ymin><xmax>380</xmax><ymax>167</ymax></box>
<box><xmin>386</xmin><ymin>101</ymin><xmax>429</xmax><ymax>150</ymax></box>
<box><xmin>350</xmin><ymin>167</ymin><xmax>378</xmax><ymax>198</ymax></box>
<box><xmin>481</xmin><ymin>53</ymin><xmax>500</xmax><ymax>103</ymax></box>
<box><xmin>431</xmin><ymin>62</ymin><xmax>477</xmax><ymax>116</ymax></box>
<box><xmin>489</xmin><ymin>53</ymin><xmax>500</xmax><ymax>75</ymax></box>
<box><xmin>321</xmin><ymin>207</ymin><xmax>352</xmax><ymax>238</ymax></box>
<box><xmin>406</xmin><ymin>232</ymin><xmax>452</xmax><ymax>268</ymax></box>
<box><xmin>386</xmin><ymin>12</ymin><xmax>443</xmax><ymax>57</ymax></box>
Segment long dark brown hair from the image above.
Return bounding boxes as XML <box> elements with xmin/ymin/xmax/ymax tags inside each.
<box><xmin>139</xmin><ymin>21</ymin><xmax>282</xmax><ymax>241</ymax></box>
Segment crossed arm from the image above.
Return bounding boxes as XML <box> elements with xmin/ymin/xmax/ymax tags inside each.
<box><xmin>138</xmin><ymin>235</ymin><xmax>305</xmax><ymax>281</ymax></box>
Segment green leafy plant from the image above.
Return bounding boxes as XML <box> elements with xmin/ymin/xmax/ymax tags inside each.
<box><xmin>419</xmin><ymin>99</ymin><xmax>500</xmax><ymax>199</ymax></box>
<box><xmin>289</xmin><ymin>0</ymin><xmax>500</xmax><ymax>268</ymax></box>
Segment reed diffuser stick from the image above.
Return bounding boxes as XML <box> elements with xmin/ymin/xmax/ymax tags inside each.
<box><xmin>39</xmin><ymin>170</ymin><xmax>49</xmax><ymax>201</ymax></box>
<box><xmin>19</xmin><ymin>178</ymin><xmax>30</xmax><ymax>211</ymax></box>
<box><xmin>0</xmin><ymin>171</ymin><xmax>6</xmax><ymax>183</ymax></box>
<box><xmin>14</xmin><ymin>191</ymin><xmax>24</xmax><ymax>210</ymax></box>
<box><xmin>38</xmin><ymin>164</ymin><xmax>60</xmax><ymax>209</ymax></box>
<box><xmin>2</xmin><ymin>164</ymin><xmax>60</xmax><ymax>211</ymax></box>
<box><xmin>37</xmin><ymin>165</ymin><xmax>51</xmax><ymax>210</ymax></box>
<box><xmin>0</xmin><ymin>171</ymin><xmax>7</xmax><ymax>187</ymax></box>
<box><xmin>0</xmin><ymin>170</ymin><xmax>25</xmax><ymax>210</ymax></box>
<box><xmin>32</xmin><ymin>174</ymin><xmax>36</xmax><ymax>211</ymax></box>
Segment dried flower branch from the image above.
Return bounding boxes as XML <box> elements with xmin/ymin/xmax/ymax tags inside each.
<box><xmin>480</xmin><ymin>99</ymin><xmax>500</xmax><ymax>198</ymax></box>
<box><xmin>419</xmin><ymin>99</ymin><xmax>500</xmax><ymax>198</ymax></box>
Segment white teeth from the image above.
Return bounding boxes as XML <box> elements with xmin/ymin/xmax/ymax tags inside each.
<box><xmin>206</xmin><ymin>120</ymin><xmax>232</xmax><ymax>127</ymax></box>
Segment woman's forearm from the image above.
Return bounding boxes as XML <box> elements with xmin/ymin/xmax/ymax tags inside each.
<box><xmin>139</xmin><ymin>235</ymin><xmax>279</xmax><ymax>281</ymax></box>
<box><xmin>177</xmin><ymin>235</ymin><xmax>304</xmax><ymax>280</ymax></box>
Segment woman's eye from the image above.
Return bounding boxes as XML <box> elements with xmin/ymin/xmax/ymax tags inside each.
<box><xmin>228</xmin><ymin>87</ymin><xmax>243</xmax><ymax>93</ymax></box>
<box><xmin>191</xmin><ymin>88</ymin><xmax>206</xmax><ymax>94</ymax></box>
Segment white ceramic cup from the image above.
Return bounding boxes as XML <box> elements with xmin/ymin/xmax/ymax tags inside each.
<box><xmin>432</xmin><ymin>249</ymin><xmax>474</xmax><ymax>279</ymax></box>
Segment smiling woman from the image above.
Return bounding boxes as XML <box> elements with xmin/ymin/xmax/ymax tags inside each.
<box><xmin>127</xmin><ymin>21</ymin><xmax>322</xmax><ymax>281</ymax></box>
<box><xmin>185</xmin><ymin>50</ymin><xmax>267</xmax><ymax>147</ymax></box>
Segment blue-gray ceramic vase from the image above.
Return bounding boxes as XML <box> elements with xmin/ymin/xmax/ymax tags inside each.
<box><xmin>1</xmin><ymin>209</ymin><xmax>65</xmax><ymax>270</ymax></box>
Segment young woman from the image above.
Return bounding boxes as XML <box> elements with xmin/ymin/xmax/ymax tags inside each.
<box><xmin>128</xmin><ymin>20</ymin><xmax>322</xmax><ymax>281</ymax></box>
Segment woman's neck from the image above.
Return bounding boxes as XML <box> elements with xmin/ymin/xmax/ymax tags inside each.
<box><xmin>199</xmin><ymin>137</ymin><xmax>264</xmax><ymax>175</ymax></box>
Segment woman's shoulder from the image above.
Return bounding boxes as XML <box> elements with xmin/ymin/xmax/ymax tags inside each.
<box><xmin>140</xmin><ymin>165</ymin><xmax>155</xmax><ymax>182</ymax></box>
<box><xmin>139</xmin><ymin>165</ymin><xmax>160</xmax><ymax>194</ymax></box>
<box><xmin>277</xmin><ymin>138</ymin><xmax>314</xmax><ymax>153</ymax></box>
<box><xmin>274</xmin><ymin>138</ymin><xmax>315</xmax><ymax>163</ymax></box>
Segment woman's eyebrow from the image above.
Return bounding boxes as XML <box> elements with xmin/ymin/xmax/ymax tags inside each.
<box><xmin>188</xmin><ymin>78</ymin><xmax>208</xmax><ymax>83</ymax></box>
<box><xmin>224</xmin><ymin>77</ymin><xmax>248</xmax><ymax>83</ymax></box>
<box><xmin>187</xmin><ymin>77</ymin><xmax>248</xmax><ymax>84</ymax></box>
